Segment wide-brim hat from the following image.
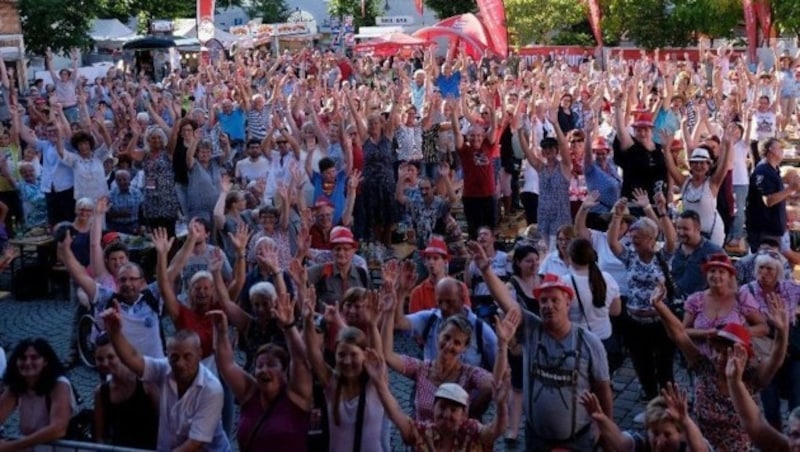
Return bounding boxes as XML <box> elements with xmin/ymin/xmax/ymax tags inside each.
<box><xmin>701</xmin><ymin>253</ymin><xmax>736</xmax><ymax>275</ymax></box>
<box><xmin>710</xmin><ymin>323</ymin><xmax>753</xmax><ymax>357</ymax></box>
<box><xmin>688</xmin><ymin>148</ymin><xmax>712</xmax><ymax>162</ymax></box>
<box><xmin>421</xmin><ymin>237</ymin><xmax>449</xmax><ymax>259</ymax></box>
<box><xmin>632</xmin><ymin>112</ymin><xmax>654</xmax><ymax>129</ymax></box>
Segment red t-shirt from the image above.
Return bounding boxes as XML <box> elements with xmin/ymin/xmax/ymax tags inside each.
<box><xmin>338</xmin><ymin>60</ymin><xmax>353</xmax><ymax>80</ymax></box>
<box><xmin>175</xmin><ymin>304</ymin><xmax>214</xmax><ymax>358</ymax></box>
<box><xmin>310</xmin><ymin>224</ymin><xmax>332</xmax><ymax>250</ymax></box>
<box><xmin>458</xmin><ymin>143</ymin><xmax>495</xmax><ymax>197</ymax></box>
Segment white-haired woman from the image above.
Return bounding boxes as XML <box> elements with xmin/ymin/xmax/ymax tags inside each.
<box><xmin>608</xmin><ymin>194</ymin><xmax>677</xmax><ymax>406</ymax></box>
<box><xmin>741</xmin><ymin>251</ymin><xmax>800</xmax><ymax>429</ymax></box>
<box><xmin>127</xmin><ymin>123</ymin><xmax>179</xmax><ymax>236</ymax></box>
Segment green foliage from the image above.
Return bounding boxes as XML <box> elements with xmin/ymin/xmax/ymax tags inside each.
<box><xmin>552</xmin><ymin>30</ymin><xmax>595</xmax><ymax>47</ymax></box>
<box><xmin>327</xmin><ymin>0</ymin><xmax>381</xmax><ymax>29</ymax></box>
<box><xmin>505</xmin><ymin>0</ymin><xmax>588</xmax><ymax>45</ymax></box>
<box><xmin>247</xmin><ymin>0</ymin><xmax>291</xmax><ymax>23</ymax></box>
<box><xmin>423</xmin><ymin>0</ymin><xmax>476</xmax><ymax>20</ymax></box>
<box><xmin>773</xmin><ymin>0</ymin><xmax>800</xmax><ymax>37</ymax></box>
<box><xmin>19</xmin><ymin>0</ymin><xmax>97</xmax><ymax>54</ymax></box>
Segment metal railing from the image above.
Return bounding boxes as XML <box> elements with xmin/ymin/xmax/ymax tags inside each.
<box><xmin>6</xmin><ymin>437</ymin><xmax>151</xmax><ymax>452</ymax></box>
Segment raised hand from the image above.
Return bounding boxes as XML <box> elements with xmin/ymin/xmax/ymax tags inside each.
<box><xmin>381</xmin><ymin>259</ymin><xmax>399</xmax><ymax>289</ymax></box>
<box><xmin>220</xmin><ymin>174</ymin><xmax>232</xmax><ymax>193</ymax></box>
<box><xmin>152</xmin><ymin>227</ymin><xmax>174</xmax><ymax>255</ymax></box>
<box><xmin>631</xmin><ymin>188</ymin><xmax>651</xmax><ymax>209</ymax></box>
<box><xmin>661</xmin><ymin>382</ymin><xmax>688</xmax><ymax>423</ymax></box>
<box><xmin>208</xmin><ymin>247</ymin><xmax>225</xmax><ymax>274</ymax></box>
<box><xmin>612</xmin><ymin>198</ymin><xmax>628</xmax><ymax>216</ymax></box>
<box><xmin>364</xmin><ymin>348</ymin><xmax>388</xmax><ymax>382</ymax></box>
<box><xmin>205</xmin><ymin>309</ymin><xmax>229</xmax><ymax>334</ymax></box>
<box><xmin>96</xmin><ymin>196</ymin><xmax>111</xmax><ymax>215</ymax></box>
<box><xmin>347</xmin><ymin>170</ymin><xmax>362</xmax><ymax>192</ymax></box>
<box><xmin>288</xmin><ymin>258</ymin><xmax>308</xmax><ymax>286</ymax></box>
<box><xmin>650</xmin><ymin>280</ymin><xmax>667</xmax><ymax>306</ymax></box>
<box><xmin>654</xmin><ymin>191</ymin><xmax>667</xmax><ymax>213</ymax></box>
<box><xmin>99</xmin><ymin>301</ymin><xmax>123</xmax><ymax>334</ymax></box>
<box><xmin>495</xmin><ymin>309</ymin><xmax>521</xmax><ymax>344</ymax></box>
<box><xmin>255</xmin><ymin>240</ymin><xmax>280</xmax><ymax>274</ymax></box>
<box><xmin>466</xmin><ymin>240</ymin><xmax>490</xmax><ymax>270</ymax></box>
<box><xmin>271</xmin><ymin>292</ymin><xmax>296</xmax><ymax>328</ymax></box>
<box><xmin>578</xmin><ymin>392</ymin><xmax>607</xmax><ymax>422</ymax></box>
<box><xmin>228</xmin><ymin>223</ymin><xmax>250</xmax><ymax>253</ymax></box>
<box><xmin>302</xmin><ymin>286</ymin><xmax>317</xmax><ymax>321</ymax></box>
<box><xmin>582</xmin><ymin>190</ymin><xmax>600</xmax><ymax>209</ymax></box>
<box><xmin>397</xmin><ymin>260</ymin><xmax>418</xmax><ymax>293</ymax></box>
<box><xmin>765</xmin><ymin>292</ymin><xmax>788</xmax><ymax>334</ymax></box>
<box><xmin>724</xmin><ymin>342</ymin><xmax>748</xmax><ymax>381</ymax></box>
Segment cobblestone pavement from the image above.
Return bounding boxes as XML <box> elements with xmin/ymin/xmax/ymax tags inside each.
<box><xmin>0</xmin><ymin>296</ymin><xmax>680</xmax><ymax>450</ymax></box>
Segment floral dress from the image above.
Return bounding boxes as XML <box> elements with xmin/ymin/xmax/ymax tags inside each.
<box><xmin>141</xmin><ymin>151</ymin><xmax>179</xmax><ymax>222</ymax></box>
<box><xmin>692</xmin><ymin>356</ymin><xmax>760</xmax><ymax>452</ymax></box>
<box><xmin>684</xmin><ymin>291</ymin><xmax>759</xmax><ymax>357</ymax></box>
<box><xmin>362</xmin><ymin>135</ymin><xmax>395</xmax><ymax>229</ymax></box>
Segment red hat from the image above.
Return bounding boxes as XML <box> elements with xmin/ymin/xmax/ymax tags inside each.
<box><xmin>329</xmin><ymin>226</ymin><xmax>357</xmax><ymax>247</ymax></box>
<box><xmin>701</xmin><ymin>253</ymin><xmax>736</xmax><ymax>275</ymax></box>
<box><xmin>591</xmin><ymin>136</ymin><xmax>609</xmax><ymax>150</ymax></box>
<box><xmin>533</xmin><ymin>273</ymin><xmax>574</xmax><ymax>300</ymax></box>
<box><xmin>101</xmin><ymin>232</ymin><xmax>121</xmax><ymax>248</ymax></box>
<box><xmin>421</xmin><ymin>237</ymin><xmax>449</xmax><ymax>259</ymax></box>
<box><xmin>712</xmin><ymin>323</ymin><xmax>753</xmax><ymax>357</ymax></box>
<box><xmin>632</xmin><ymin>112</ymin><xmax>654</xmax><ymax>129</ymax></box>
<box><xmin>313</xmin><ymin>197</ymin><xmax>334</xmax><ymax>210</ymax></box>
<box><xmin>670</xmin><ymin>138</ymin><xmax>684</xmax><ymax>151</ymax></box>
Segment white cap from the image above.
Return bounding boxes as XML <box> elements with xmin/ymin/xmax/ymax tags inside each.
<box><xmin>688</xmin><ymin>148</ymin><xmax>712</xmax><ymax>162</ymax></box>
<box><xmin>434</xmin><ymin>383</ymin><xmax>469</xmax><ymax>406</ymax></box>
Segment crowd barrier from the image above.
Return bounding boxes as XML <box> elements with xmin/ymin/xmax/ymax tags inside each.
<box><xmin>6</xmin><ymin>438</ymin><xmax>150</xmax><ymax>452</ymax></box>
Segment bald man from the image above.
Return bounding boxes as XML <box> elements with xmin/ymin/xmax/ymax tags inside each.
<box><xmin>103</xmin><ymin>305</ymin><xmax>231</xmax><ymax>451</ymax></box>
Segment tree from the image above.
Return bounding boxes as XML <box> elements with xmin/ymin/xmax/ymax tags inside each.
<box><xmin>247</xmin><ymin>0</ymin><xmax>291</xmax><ymax>23</ymax></box>
<box><xmin>505</xmin><ymin>0</ymin><xmax>586</xmax><ymax>45</ymax></box>
<box><xmin>19</xmin><ymin>0</ymin><xmax>97</xmax><ymax>54</ymax></box>
<box><xmin>424</xmin><ymin>0</ymin><xmax>476</xmax><ymax>20</ymax></box>
<box><xmin>772</xmin><ymin>0</ymin><xmax>800</xmax><ymax>37</ymax></box>
<box><xmin>327</xmin><ymin>0</ymin><xmax>381</xmax><ymax>30</ymax></box>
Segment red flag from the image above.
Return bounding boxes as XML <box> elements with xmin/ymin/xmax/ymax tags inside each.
<box><xmin>586</xmin><ymin>0</ymin><xmax>603</xmax><ymax>47</ymax></box>
<box><xmin>196</xmin><ymin>0</ymin><xmax>216</xmax><ymax>44</ymax></box>
<box><xmin>477</xmin><ymin>0</ymin><xmax>508</xmax><ymax>57</ymax></box>
<box><xmin>742</xmin><ymin>0</ymin><xmax>758</xmax><ymax>61</ymax></box>
<box><xmin>754</xmin><ymin>0</ymin><xmax>772</xmax><ymax>43</ymax></box>
<box><xmin>415</xmin><ymin>0</ymin><xmax>424</xmax><ymax>16</ymax></box>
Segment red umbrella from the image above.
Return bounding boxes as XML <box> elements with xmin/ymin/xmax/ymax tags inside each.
<box><xmin>354</xmin><ymin>32</ymin><xmax>433</xmax><ymax>56</ymax></box>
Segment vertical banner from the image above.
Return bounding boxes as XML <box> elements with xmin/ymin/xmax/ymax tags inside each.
<box><xmin>476</xmin><ymin>0</ymin><xmax>508</xmax><ymax>57</ymax></box>
<box><xmin>415</xmin><ymin>0</ymin><xmax>424</xmax><ymax>16</ymax></box>
<box><xmin>586</xmin><ymin>0</ymin><xmax>604</xmax><ymax>47</ymax></box>
<box><xmin>196</xmin><ymin>0</ymin><xmax>216</xmax><ymax>44</ymax></box>
<box><xmin>754</xmin><ymin>0</ymin><xmax>772</xmax><ymax>44</ymax></box>
<box><xmin>742</xmin><ymin>0</ymin><xmax>758</xmax><ymax>61</ymax></box>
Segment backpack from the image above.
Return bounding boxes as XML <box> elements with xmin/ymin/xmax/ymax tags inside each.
<box><xmin>421</xmin><ymin>313</ymin><xmax>490</xmax><ymax>371</ymax></box>
<box><xmin>314</xmin><ymin>263</ymin><xmax>370</xmax><ymax>306</ymax></box>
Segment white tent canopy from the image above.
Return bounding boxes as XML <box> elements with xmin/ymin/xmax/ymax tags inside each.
<box><xmin>173</xmin><ymin>18</ymin><xmax>240</xmax><ymax>49</ymax></box>
<box><xmin>90</xmin><ymin>19</ymin><xmax>136</xmax><ymax>46</ymax></box>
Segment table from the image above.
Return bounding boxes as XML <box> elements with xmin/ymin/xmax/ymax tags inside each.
<box><xmin>8</xmin><ymin>235</ymin><xmax>57</xmax><ymax>296</ymax></box>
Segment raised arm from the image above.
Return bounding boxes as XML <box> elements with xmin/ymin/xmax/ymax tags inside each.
<box><xmin>756</xmin><ymin>293</ymin><xmax>789</xmax><ymax>387</ymax></box>
<box><xmin>380</xmin><ymin>277</ymin><xmax>407</xmax><ymax>373</ymax></box>
<box><xmin>606</xmin><ymin>199</ymin><xmax>627</xmax><ymax>257</ymax></box>
<box><xmin>273</xmin><ymin>292</ymin><xmax>313</xmax><ymax>410</ymax></box>
<box><xmin>465</xmin><ymin>241</ymin><xmax>520</xmax><ymax>317</ymax></box>
<box><xmin>153</xmin><ymin>228</ymin><xmax>180</xmax><ymax>320</ymax></box>
<box><xmin>651</xmin><ymin>282</ymin><xmax>701</xmax><ymax>366</ymax></box>
<box><xmin>302</xmin><ymin>289</ymin><xmax>333</xmax><ymax>386</ymax></box>
<box><xmin>102</xmin><ymin>301</ymin><xmax>145</xmax><ymax>376</ymax></box>
<box><xmin>57</xmin><ymin>231</ymin><xmax>97</xmax><ymax>302</ymax></box>
<box><xmin>209</xmin><ymin>310</ymin><xmax>255</xmax><ymax>403</ymax></box>
<box><xmin>212</xmin><ymin>175</ymin><xmax>231</xmax><ymax>231</ymax></box>
<box><xmin>579</xmin><ymin>392</ymin><xmax>633</xmax><ymax>452</ymax></box>
<box><xmin>613</xmin><ymin>89</ymin><xmax>634</xmax><ymax>151</ymax></box>
<box><xmin>363</xmin><ymin>350</ymin><xmax>417</xmax><ymax>444</ymax></box>
<box><xmin>725</xmin><ymin>343</ymin><xmax>790</xmax><ymax>452</ymax></box>
<box><xmin>90</xmin><ymin>198</ymin><xmax>112</xmax><ymax>281</ymax></box>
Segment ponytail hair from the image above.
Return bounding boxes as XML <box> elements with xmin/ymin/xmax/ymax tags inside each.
<box><xmin>568</xmin><ymin>238</ymin><xmax>607</xmax><ymax>308</ymax></box>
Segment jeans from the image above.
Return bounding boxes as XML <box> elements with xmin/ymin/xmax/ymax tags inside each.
<box><xmin>761</xmin><ymin>358</ymin><xmax>800</xmax><ymax>428</ymax></box>
<box><xmin>624</xmin><ymin>317</ymin><xmax>675</xmax><ymax>399</ymax></box>
<box><xmin>175</xmin><ymin>184</ymin><xmax>189</xmax><ymax>218</ymax></box>
<box><xmin>730</xmin><ymin>184</ymin><xmax>748</xmax><ymax>240</ymax></box>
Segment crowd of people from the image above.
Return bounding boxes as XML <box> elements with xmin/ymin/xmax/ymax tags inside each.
<box><xmin>0</xmin><ymin>38</ymin><xmax>800</xmax><ymax>451</ymax></box>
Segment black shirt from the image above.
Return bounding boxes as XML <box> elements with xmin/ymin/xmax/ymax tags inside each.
<box><xmin>746</xmin><ymin>160</ymin><xmax>786</xmax><ymax>237</ymax></box>
<box><xmin>613</xmin><ymin>136</ymin><xmax>668</xmax><ymax>203</ymax></box>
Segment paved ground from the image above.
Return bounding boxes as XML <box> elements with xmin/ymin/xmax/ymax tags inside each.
<box><xmin>0</xmin><ymin>295</ymin><xmax>672</xmax><ymax>450</ymax></box>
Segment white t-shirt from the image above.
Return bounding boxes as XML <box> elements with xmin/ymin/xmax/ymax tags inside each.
<box><xmin>538</xmin><ymin>251</ymin><xmax>570</xmax><ymax>277</ymax></box>
<box><xmin>750</xmin><ymin>110</ymin><xmax>777</xmax><ymax>141</ymax></box>
<box><xmin>521</xmin><ymin>159</ymin><xmax>539</xmax><ymax>194</ymax></box>
<box><xmin>564</xmin><ymin>268</ymin><xmax>620</xmax><ymax>340</ymax></box>
<box><xmin>731</xmin><ymin>140</ymin><xmax>750</xmax><ymax>186</ymax></box>
<box><xmin>590</xmin><ymin>229</ymin><xmax>629</xmax><ymax>296</ymax></box>
<box><xmin>234</xmin><ymin>156</ymin><xmax>270</xmax><ymax>184</ymax></box>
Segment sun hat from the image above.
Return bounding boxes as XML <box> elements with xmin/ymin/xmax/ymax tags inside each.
<box><xmin>701</xmin><ymin>253</ymin><xmax>736</xmax><ymax>275</ymax></box>
<box><xmin>434</xmin><ymin>383</ymin><xmax>469</xmax><ymax>406</ymax></box>
<box><xmin>421</xmin><ymin>237</ymin><xmax>449</xmax><ymax>259</ymax></box>
<box><xmin>533</xmin><ymin>273</ymin><xmax>575</xmax><ymax>299</ymax></box>
<box><xmin>631</xmin><ymin>112</ymin><xmax>654</xmax><ymax>128</ymax></box>
<box><xmin>711</xmin><ymin>323</ymin><xmax>753</xmax><ymax>357</ymax></box>
<box><xmin>688</xmin><ymin>148</ymin><xmax>712</xmax><ymax>162</ymax></box>
<box><xmin>329</xmin><ymin>226</ymin><xmax>357</xmax><ymax>247</ymax></box>
<box><xmin>591</xmin><ymin>136</ymin><xmax>609</xmax><ymax>150</ymax></box>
